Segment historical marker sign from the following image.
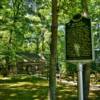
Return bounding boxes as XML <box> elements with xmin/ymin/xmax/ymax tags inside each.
<box><xmin>65</xmin><ymin>14</ymin><xmax>93</xmax><ymax>62</ymax></box>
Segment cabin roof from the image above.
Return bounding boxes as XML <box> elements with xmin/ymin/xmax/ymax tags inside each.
<box><xmin>16</xmin><ymin>52</ymin><xmax>45</xmax><ymax>62</ymax></box>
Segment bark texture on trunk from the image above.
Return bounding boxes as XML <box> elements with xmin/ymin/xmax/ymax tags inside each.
<box><xmin>83</xmin><ymin>64</ymin><xmax>91</xmax><ymax>100</ymax></box>
<box><xmin>81</xmin><ymin>0</ymin><xmax>91</xmax><ymax>100</ymax></box>
<box><xmin>49</xmin><ymin>0</ymin><xmax>58</xmax><ymax>100</ymax></box>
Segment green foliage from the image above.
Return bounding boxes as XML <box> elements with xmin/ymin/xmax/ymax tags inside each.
<box><xmin>0</xmin><ymin>0</ymin><xmax>99</xmax><ymax>73</ymax></box>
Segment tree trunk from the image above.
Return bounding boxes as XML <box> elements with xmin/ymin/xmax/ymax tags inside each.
<box><xmin>83</xmin><ymin>64</ymin><xmax>91</xmax><ymax>100</ymax></box>
<box><xmin>81</xmin><ymin>0</ymin><xmax>91</xmax><ymax>100</ymax></box>
<box><xmin>49</xmin><ymin>0</ymin><xmax>58</xmax><ymax>100</ymax></box>
<box><xmin>81</xmin><ymin>0</ymin><xmax>89</xmax><ymax>17</ymax></box>
<box><xmin>36</xmin><ymin>37</ymin><xmax>39</xmax><ymax>54</ymax></box>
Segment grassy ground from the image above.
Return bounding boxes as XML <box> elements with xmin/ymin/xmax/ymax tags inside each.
<box><xmin>0</xmin><ymin>75</ymin><xmax>99</xmax><ymax>100</ymax></box>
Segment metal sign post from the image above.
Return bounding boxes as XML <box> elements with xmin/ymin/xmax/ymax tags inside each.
<box><xmin>65</xmin><ymin>14</ymin><xmax>93</xmax><ymax>100</ymax></box>
<box><xmin>78</xmin><ymin>63</ymin><xmax>83</xmax><ymax>100</ymax></box>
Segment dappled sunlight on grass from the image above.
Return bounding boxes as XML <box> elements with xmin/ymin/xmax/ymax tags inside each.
<box><xmin>0</xmin><ymin>75</ymin><xmax>48</xmax><ymax>100</ymax></box>
<box><xmin>88</xmin><ymin>90</ymin><xmax>100</xmax><ymax>100</ymax></box>
<box><xmin>10</xmin><ymin>93</ymin><xmax>17</xmax><ymax>97</ymax></box>
<box><xmin>32</xmin><ymin>95</ymin><xmax>38</xmax><ymax>98</ymax></box>
<box><xmin>8</xmin><ymin>82</ymin><xmax>34</xmax><ymax>90</ymax></box>
<box><xmin>89</xmin><ymin>92</ymin><xmax>96</xmax><ymax>96</ymax></box>
<box><xmin>0</xmin><ymin>75</ymin><xmax>100</xmax><ymax>100</ymax></box>
<box><xmin>57</xmin><ymin>84</ymin><xmax>78</xmax><ymax>100</ymax></box>
<box><xmin>0</xmin><ymin>77</ymin><xmax>11</xmax><ymax>80</ymax></box>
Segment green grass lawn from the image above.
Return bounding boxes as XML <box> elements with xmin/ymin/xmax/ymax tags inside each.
<box><xmin>0</xmin><ymin>75</ymin><xmax>99</xmax><ymax>100</ymax></box>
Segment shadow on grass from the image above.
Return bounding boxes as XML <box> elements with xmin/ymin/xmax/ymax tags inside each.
<box><xmin>0</xmin><ymin>75</ymin><xmax>78</xmax><ymax>100</ymax></box>
<box><xmin>57</xmin><ymin>84</ymin><xmax>78</xmax><ymax>100</ymax></box>
<box><xmin>89</xmin><ymin>90</ymin><xmax>100</xmax><ymax>100</ymax></box>
<box><xmin>0</xmin><ymin>75</ymin><xmax>100</xmax><ymax>100</ymax></box>
<box><xmin>0</xmin><ymin>75</ymin><xmax>48</xmax><ymax>100</ymax></box>
<box><xmin>0</xmin><ymin>75</ymin><xmax>45</xmax><ymax>83</ymax></box>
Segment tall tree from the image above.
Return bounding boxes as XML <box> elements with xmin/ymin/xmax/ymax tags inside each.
<box><xmin>49</xmin><ymin>0</ymin><xmax>58</xmax><ymax>100</ymax></box>
<box><xmin>81</xmin><ymin>0</ymin><xmax>91</xmax><ymax>100</ymax></box>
